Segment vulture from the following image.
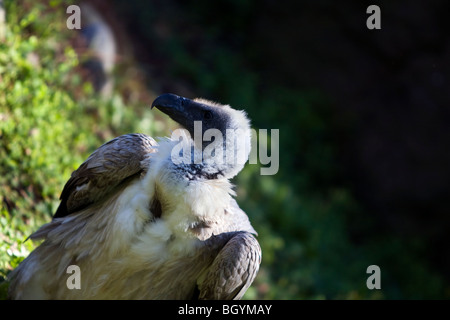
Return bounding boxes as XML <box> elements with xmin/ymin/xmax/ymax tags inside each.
<box><xmin>8</xmin><ymin>93</ymin><xmax>261</xmax><ymax>299</ymax></box>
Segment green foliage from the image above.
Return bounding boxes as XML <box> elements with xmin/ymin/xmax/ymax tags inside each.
<box><xmin>0</xmin><ymin>0</ymin><xmax>160</xmax><ymax>297</ymax></box>
<box><xmin>0</xmin><ymin>0</ymin><xmax>79</xmax><ymax>292</ymax></box>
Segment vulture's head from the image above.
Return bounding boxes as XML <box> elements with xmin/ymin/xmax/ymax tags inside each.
<box><xmin>152</xmin><ymin>93</ymin><xmax>252</xmax><ymax>179</ymax></box>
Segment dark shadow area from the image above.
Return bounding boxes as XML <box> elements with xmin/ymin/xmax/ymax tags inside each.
<box><xmin>99</xmin><ymin>0</ymin><xmax>450</xmax><ymax>298</ymax></box>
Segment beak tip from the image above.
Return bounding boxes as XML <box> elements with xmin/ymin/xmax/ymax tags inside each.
<box><xmin>151</xmin><ymin>93</ymin><xmax>181</xmax><ymax>111</ymax></box>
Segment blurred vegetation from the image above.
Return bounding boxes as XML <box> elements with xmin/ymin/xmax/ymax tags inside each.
<box><xmin>0</xmin><ymin>0</ymin><xmax>161</xmax><ymax>298</ymax></box>
<box><xmin>0</xmin><ymin>0</ymin><xmax>447</xmax><ymax>299</ymax></box>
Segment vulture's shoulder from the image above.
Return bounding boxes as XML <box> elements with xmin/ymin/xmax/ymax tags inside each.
<box><xmin>54</xmin><ymin>133</ymin><xmax>157</xmax><ymax>218</ymax></box>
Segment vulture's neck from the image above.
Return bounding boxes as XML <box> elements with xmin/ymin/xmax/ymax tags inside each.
<box><xmin>140</xmin><ymin>130</ymin><xmax>249</xmax><ymax>230</ymax></box>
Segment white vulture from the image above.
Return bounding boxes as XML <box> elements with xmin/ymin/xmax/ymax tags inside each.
<box><xmin>8</xmin><ymin>93</ymin><xmax>261</xmax><ymax>299</ymax></box>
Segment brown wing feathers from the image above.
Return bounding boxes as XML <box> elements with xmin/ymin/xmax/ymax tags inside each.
<box><xmin>54</xmin><ymin>134</ymin><xmax>157</xmax><ymax>218</ymax></box>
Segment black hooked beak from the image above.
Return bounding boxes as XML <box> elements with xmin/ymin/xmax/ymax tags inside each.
<box><xmin>151</xmin><ymin>93</ymin><xmax>199</xmax><ymax>134</ymax></box>
<box><xmin>151</xmin><ymin>93</ymin><xmax>191</xmax><ymax>117</ymax></box>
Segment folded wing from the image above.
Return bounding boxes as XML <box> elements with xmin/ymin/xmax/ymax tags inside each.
<box><xmin>54</xmin><ymin>133</ymin><xmax>157</xmax><ymax>218</ymax></box>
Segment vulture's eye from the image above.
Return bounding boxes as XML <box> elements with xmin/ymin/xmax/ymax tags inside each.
<box><xmin>203</xmin><ymin>110</ymin><xmax>213</xmax><ymax>120</ymax></box>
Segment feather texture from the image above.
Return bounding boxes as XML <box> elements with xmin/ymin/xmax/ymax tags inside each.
<box><xmin>54</xmin><ymin>133</ymin><xmax>157</xmax><ymax>218</ymax></box>
<box><xmin>8</xmin><ymin>95</ymin><xmax>261</xmax><ymax>300</ymax></box>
